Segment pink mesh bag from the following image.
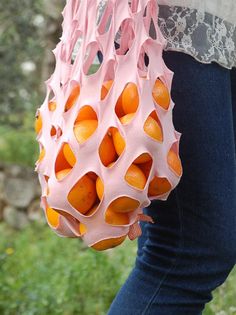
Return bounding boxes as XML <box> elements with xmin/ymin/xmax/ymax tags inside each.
<box><xmin>34</xmin><ymin>0</ymin><xmax>183</xmax><ymax>251</ymax></box>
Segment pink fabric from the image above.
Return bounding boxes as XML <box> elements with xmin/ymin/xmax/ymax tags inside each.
<box><xmin>35</xmin><ymin>0</ymin><xmax>182</xmax><ymax>248</ymax></box>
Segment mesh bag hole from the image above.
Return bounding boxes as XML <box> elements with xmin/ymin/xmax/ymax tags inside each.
<box><xmin>50</xmin><ymin>126</ymin><xmax>57</xmax><ymax>137</ymax></box>
<box><xmin>75</xmin><ymin>105</ymin><xmax>97</xmax><ymax>124</ymax></box>
<box><xmin>83</xmin><ymin>42</ymin><xmax>103</xmax><ymax>76</ymax></box>
<box><xmin>152</xmin><ymin>78</ymin><xmax>171</xmax><ymax>110</ymax></box>
<box><xmin>55</xmin><ymin>208</ymin><xmax>80</xmax><ymax>224</ymax></box>
<box><xmin>124</xmin><ymin>163</ymin><xmax>147</xmax><ymax>190</ymax></box>
<box><xmin>70</xmin><ymin>31</ymin><xmax>83</xmax><ymax>65</ymax></box>
<box><xmin>57</xmin><ymin>126</ymin><xmax>63</xmax><ymax>139</ymax></box>
<box><xmin>63</xmin><ymin>143</ymin><xmax>76</xmax><ymax>167</ymax></box>
<box><xmin>115</xmin><ymin>82</ymin><xmax>139</xmax><ymax>120</ymax></box>
<box><xmin>46</xmin><ymin>206</ymin><xmax>60</xmax><ymax>228</ymax></box>
<box><xmin>74</xmin><ymin>116</ymin><xmax>98</xmax><ymax>144</ymax></box>
<box><xmin>34</xmin><ymin>110</ymin><xmax>42</xmax><ymax>135</ymax></box>
<box><xmin>143</xmin><ymin>111</ymin><xmax>163</xmax><ymax>142</ymax></box>
<box><xmin>138</xmin><ymin>158</ymin><xmax>153</xmax><ymax>182</ymax></box>
<box><xmin>99</xmin><ymin>128</ymin><xmax>118</xmax><ymax>167</ymax></box>
<box><xmin>83</xmin><ymin>172</ymin><xmax>102</xmax><ymax>217</ymax></box>
<box><xmin>44</xmin><ymin>175</ymin><xmax>49</xmax><ymax>182</ymax></box>
<box><xmin>133</xmin><ymin>152</ymin><xmax>152</xmax><ymax>165</ymax></box>
<box><xmin>143</xmin><ymin>3</ymin><xmax>157</xmax><ymax>40</ymax></box>
<box><xmin>97</xmin><ymin>1</ymin><xmax>113</xmax><ymax>35</ymax></box>
<box><xmin>110</xmin><ymin>126</ymin><xmax>126</xmax><ymax>157</ymax></box>
<box><xmin>108</xmin><ymin>196</ymin><xmax>140</xmax><ymax>213</ymax></box>
<box><xmin>149</xmin><ymin>18</ymin><xmax>157</xmax><ymax>40</ymax></box>
<box><xmin>85</xmin><ymin>203</ymin><xmax>100</xmax><ymax>217</ymax></box>
<box><xmin>137</xmin><ymin>46</ymin><xmax>149</xmax><ymax>78</ymax></box>
<box><xmin>105</xmin><ymin>207</ymin><xmax>130</xmax><ymax>225</ymax></box>
<box><xmin>96</xmin><ymin>176</ymin><xmax>104</xmax><ymax>201</ymax></box>
<box><xmin>91</xmin><ymin>235</ymin><xmax>127</xmax><ymax>251</ymax></box>
<box><xmin>48</xmin><ymin>100</ymin><xmax>57</xmax><ymax>112</ymax></box>
<box><xmin>167</xmin><ymin>143</ymin><xmax>183</xmax><ymax>177</ymax></box>
<box><xmin>148</xmin><ymin>176</ymin><xmax>172</xmax><ymax>197</ymax></box>
<box><xmin>36</xmin><ymin>144</ymin><xmax>45</xmax><ymax>164</ymax></box>
<box><xmin>55</xmin><ymin>143</ymin><xmax>74</xmax><ymax>178</ymax></box>
<box><xmin>64</xmin><ymin>84</ymin><xmax>80</xmax><ymax>112</ymax></box>
<box><xmin>79</xmin><ymin>222</ymin><xmax>87</xmax><ymax>235</ymax></box>
<box><xmin>67</xmin><ymin>172</ymin><xmax>97</xmax><ymax>215</ymax></box>
<box><xmin>101</xmin><ymin>79</ymin><xmax>114</xmax><ymax>100</ymax></box>
<box><xmin>114</xmin><ymin>19</ymin><xmax>135</xmax><ymax>56</ymax></box>
<box><xmin>128</xmin><ymin>0</ymin><xmax>140</xmax><ymax>13</ymax></box>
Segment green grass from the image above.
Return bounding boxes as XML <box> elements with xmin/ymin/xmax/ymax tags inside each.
<box><xmin>0</xmin><ymin>222</ymin><xmax>137</xmax><ymax>315</ymax></box>
<box><xmin>0</xmin><ymin>222</ymin><xmax>235</xmax><ymax>315</ymax></box>
<box><xmin>0</xmin><ymin>125</ymin><xmax>38</xmax><ymax>168</ymax></box>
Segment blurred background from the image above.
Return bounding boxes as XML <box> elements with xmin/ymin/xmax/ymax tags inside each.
<box><xmin>0</xmin><ymin>1</ymin><xmax>235</xmax><ymax>314</ymax></box>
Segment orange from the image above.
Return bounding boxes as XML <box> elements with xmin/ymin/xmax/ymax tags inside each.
<box><xmin>152</xmin><ymin>79</ymin><xmax>170</xmax><ymax>110</ymax></box>
<box><xmin>74</xmin><ymin>120</ymin><xmax>98</xmax><ymax>144</ymax></box>
<box><xmin>144</xmin><ymin>116</ymin><xmax>163</xmax><ymax>142</ymax></box>
<box><xmin>150</xmin><ymin>110</ymin><xmax>159</xmax><ymax>120</ymax></box>
<box><xmin>148</xmin><ymin>176</ymin><xmax>172</xmax><ymax>196</ymax></box>
<box><xmin>55</xmin><ymin>145</ymin><xmax>73</xmax><ymax>173</ymax></box>
<box><xmin>115</xmin><ymin>94</ymin><xmax>126</xmax><ymax>118</ymax></box>
<box><xmin>75</xmin><ymin>105</ymin><xmax>97</xmax><ymax>123</ymax></box>
<box><xmin>67</xmin><ymin>174</ymin><xmax>97</xmax><ymax>214</ymax></box>
<box><xmin>48</xmin><ymin>101</ymin><xmax>57</xmax><ymax>111</ymax></box>
<box><xmin>63</xmin><ymin>143</ymin><xmax>76</xmax><ymax>167</ymax></box>
<box><xmin>85</xmin><ymin>204</ymin><xmax>98</xmax><ymax>216</ymax></box>
<box><xmin>111</xmin><ymin>127</ymin><xmax>126</xmax><ymax>156</ymax></box>
<box><xmin>96</xmin><ymin>177</ymin><xmax>104</xmax><ymax>200</ymax></box>
<box><xmin>121</xmin><ymin>82</ymin><xmax>139</xmax><ymax>114</ymax></box>
<box><xmin>101</xmin><ymin>80</ymin><xmax>113</xmax><ymax>100</ymax></box>
<box><xmin>105</xmin><ymin>207</ymin><xmax>129</xmax><ymax>225</ymax></box>
<box><xmin>109</xmin><ymin>196</ymin><xmax>140</xmax><ymax>213</ymax></box>
<box><xmin>35</xmin><ymin>112</ymin><xmax>42</xmax><ymax>134</ymax></box>
<box><xmin>46</xmin><ymin>206</ymin><xmax>60</xmax><ymax>228</ymax></box>
<box><xmin>50</xmin><ymin>126</ymin><xmax>57</xmax><ymax>137</ymax></box>
<box><xmin>120</xmin><ymin>113</ymin><xmax>135</xmax><ymax>125</ymax></box>
<box><xmin>79</xmin><ymin>222</ymin><xmax>87</xmax><ymax>235</ymax></box>
<box><xmin>87</xmin><ymin>172</ymin><xmax>98</xmax><ymax>181</ymax></box>
<box><xmin>91</xmin><ymin>235</ymin><xmax>127</xmax><ymax>251</ymax></box>
<box><xmin>139</xmin><ymin>159</ymin><xmax>153</xmax><ymax>179</ymax></box>
<box><xmin>65</xmin><ymin>85</ymin><xmax>80</xmax><ymax>111</ymax></box>
<box><xmin>99</xmin><ymin>133</ymin><xmax>117</xmax><ymax>166</ymax></box>
<box><xmin>125</xmin><ymin>164</ymin><xmax>147</xmax><ymax>190</ymax></box>
<box><xmin>44</xmin><ymin>175</ymin><xmax>49</xmax><ymax>182</ymax></box>
<box><xmin>167</xmin><ymin>149</ymin><xmax>182</xmax><ymax>176</ymax></box>
<box><xmin>56</xmin><ymin>168</ymin><xmax>71</xmax><ymax>180</ymax></box>
<box><xmin>133</xmin><ymin>153</ymin><xmax>152</xmax><ymax>164</ymax></box>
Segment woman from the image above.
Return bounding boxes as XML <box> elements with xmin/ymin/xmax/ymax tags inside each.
<box><xmin>103</xmin><ymin>1</ymin><xmax>236</xmax><ymax>314</ymax></box>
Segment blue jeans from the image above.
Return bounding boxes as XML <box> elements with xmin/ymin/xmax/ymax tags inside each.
<box><xmin>107</xmin><ymin>51</ymin><xmax>236</xmax><ymax>315</ymax></box>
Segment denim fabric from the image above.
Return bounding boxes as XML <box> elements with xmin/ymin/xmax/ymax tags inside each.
<box><xmin>107</xmin><ymin>51</ymin><xmax>236</xmax><ymax>315</ymax></box>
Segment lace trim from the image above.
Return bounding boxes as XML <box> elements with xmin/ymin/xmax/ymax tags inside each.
<box><xmin>158</xmin><ymin>5</ymin><xmax>236</xmax><ymax>69</ymax></box>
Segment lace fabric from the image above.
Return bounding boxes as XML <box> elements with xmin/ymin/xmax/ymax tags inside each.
<box><xmin>96</xmin><ymin>1</ymin><xmax>236</xmax><ymax>70</ymax></box>
<box><xmin>158</xmin><ymin>5</ymin><xmax>236</xmax><ymax>69</ymax></box>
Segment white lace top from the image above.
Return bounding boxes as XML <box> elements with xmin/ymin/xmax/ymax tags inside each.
<box><xmin>98</xmin><ymin>0</ymin><xmax>236</xmax><ymax>69</ymax></box>
<box><xmin>157</xmin><ymin>1</ymin><xmax>236</xmax><ymax>69</ymax></box>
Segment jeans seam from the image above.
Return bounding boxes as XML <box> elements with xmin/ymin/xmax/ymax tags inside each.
<box><xmin>141</xmin><ymin>187</ymin><xmax>185</xmax><ymax>315</ymax></box>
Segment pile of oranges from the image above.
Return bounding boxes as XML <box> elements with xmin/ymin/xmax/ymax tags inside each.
<box><xmin>35</xmin><ymin>78</ymin><xmax>182</xmax><ymax>250</ymax></box>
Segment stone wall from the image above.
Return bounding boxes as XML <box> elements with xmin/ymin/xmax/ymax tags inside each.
<box><xmin>0</xmin><ymin>163</ymin><xmax>46</xmax><ymax>229</ymax></box>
